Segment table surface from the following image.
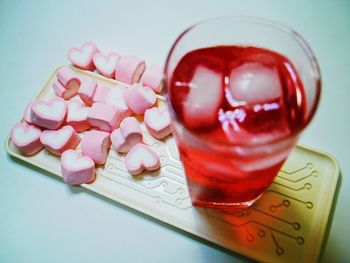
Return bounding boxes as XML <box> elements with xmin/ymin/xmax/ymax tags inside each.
<box><xmin>1</xmin><ymin>1</ymin><xmax>349</xmax><ymax>262</ymax></box>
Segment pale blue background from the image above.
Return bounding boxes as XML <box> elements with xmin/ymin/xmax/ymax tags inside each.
<box><xmin>1</xmin><ymin>0</ymin><xmax>349</xmax><ymax>262</ymax></box>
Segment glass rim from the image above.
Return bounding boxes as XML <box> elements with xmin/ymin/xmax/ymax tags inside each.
<box><xmin>163</xmin><ymin>16</ymin><xmax>321</xmax><ymax>147</ymax></box>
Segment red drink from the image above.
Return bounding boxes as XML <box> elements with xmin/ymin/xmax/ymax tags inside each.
<box><xmin>168</xmin><ymin>46</ymin><xmax>307</xmax><ymax>208</ymax></box>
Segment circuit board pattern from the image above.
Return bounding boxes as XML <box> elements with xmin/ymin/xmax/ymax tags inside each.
<box><xmin>100</xmin><ymin>132</ymin><xmax>327</xmax><ymax>262</ymax></box>
<box><xmin>6</xmin><ymin>67</ymin><xmax>339</xmax><ymax>263</ymax></box>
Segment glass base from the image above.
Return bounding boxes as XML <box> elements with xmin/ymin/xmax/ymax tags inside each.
<box><xmin>192</xmin><ymin>194</ymin><xmax>262</xmax><ymax>211</ymax></box>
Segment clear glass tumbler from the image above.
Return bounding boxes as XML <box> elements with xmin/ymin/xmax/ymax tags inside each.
<box><xmin>163</xmin><ymin>17</ymin><xmax>321</xmax><ymax>210</ymax></box>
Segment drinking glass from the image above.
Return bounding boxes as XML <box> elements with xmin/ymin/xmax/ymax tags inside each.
<box><xmin>163</xmin><ymin>17</ymin><xmax>321</xmax><ymax>210</ymax></box>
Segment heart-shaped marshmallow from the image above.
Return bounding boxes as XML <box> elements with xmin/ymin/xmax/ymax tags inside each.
<box><xmin>124</xmin><ymin>84</ymin><xmax>157</xmax><ymax>114</ymax></box>
<box><xmin>23</xmin><ymin>102</ymin><xmax>34</xmax><ymax>125</ymax></box>
<box><xmin>31</xmin><ymin>97</ymin><xmax>67</xmax><ymax>130</ymax></box>
<box><xmin>53</xmin><ymin>80</ymin><xmax>66</xmax><ymax>98</ymax></box>
<box><xmin>93</xmin><ymin>52</ymin><xmax>121</xmax><ymax>78</ymax></box>
<box><xmin>87</xmin><ymin>102</ymin><xmax>123</xmax><ymax>132</ymax></box>
<box><xmin>67</xmin><ymin>42</ymin><xmax>99</xmax><ymax>71</ymax></box>
<box><xmin>92</xmin><ymin>85</ymin><xmax>110</xmax><ymax>103</ymax></box>
<box><xmin>54</xmin><ymin>66</ymin><xmax>81</xmax><ymax>99</ymax></box>
<box><xmin>66</xmin><ymin>100</ymin><xmax>91</xmax><ymax>132</ymax></box>
<box><xmin>144</xmin><ymin>106</ymin><xmax>172</xmax><ymax>139</ymax></box>
<box><xmin>11</xmin><ymin>123</ymin><xmax>43</xmax><ymax>155</ymax></box>
<box><xmin>104</xmin><ymin>85</ymin><xmax>132</xmax><ymax>119</ymax></box>
<box><xmin>111</xmin><ymin>117</ymin><xmax>143</xmax><ymax>153</ymax></box>
<box><xmin>40</xmin><ymin>125</ymin><xmax>80</xmax><ymax>155</ymax></box>
<box><xmin>81</xmin><ymin>130</ymin><xmax>111</xmax><ymax>164</ymax></box>
<box><xmin>125</xmin><ymin>143</ymin><xmax>160</xmax><ymax>175</ymax></box>
<box><xmin>61</xmin><ymin>149</ymin><xmax>95</xmax><ymax>185</ymax></box>
<box><xmin>78</xmin><ymin>77</ymin><xmax>98</xmax><ymax>106</ymax></box>
<box><xmin>141</xmin><ymin>65</ymin><xmax>163</xmax><ymax>93</ymax></box>
<box><xmin>115</xmin><ymin>55</ymin><xmax>146</xmax><ymax>84</ymax></box>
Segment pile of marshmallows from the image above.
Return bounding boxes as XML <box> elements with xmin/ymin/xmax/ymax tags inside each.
<box><xmin>10</xmin><ymin>42</ymin><xmax>172</xmax><ymax>185</ymax></box>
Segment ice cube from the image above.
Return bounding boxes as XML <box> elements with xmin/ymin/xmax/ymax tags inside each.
<box><xmin>228</xmin><ymin>63</ymin><xmax>282</xmax><ymax>105</ymax></box>
<box><xmin>183</xmin><ymin>66</ymin><xmax>223</xmax><ymax>130</ymax></box>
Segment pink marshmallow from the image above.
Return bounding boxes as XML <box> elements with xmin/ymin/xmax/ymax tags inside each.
<box><xmin>78</xmin><ymin>77</ymin><xmax>98</xmax><ymax>106</ymax></box>
<box><xmin>125</xmin><ymin>143</ymin><xmax>160</xmax><ymax>175</ymax></box>
<box><xmin>93</xmin><ymin>85</ymin><xmax>110</xmax><ymax>103</ymax></box>
<box><xmin>55</xmin><ymin>66</ymin><xmax>81</xmax><ymax>99</ymax></box>
<box><xmin>81</xmin><ymin>130</ymin><xmax>111</xmax><ymax>164</ymax></box>
<box><xmin>115</xmin><ymin>55</ymin><xmax>146</xmax><ymax>84</ymax></box>
<box><xmin>93</xmin><ymin>52</ymin><xmax>121</xmax><ymax>78</ymax></box>
<box><xmin>53</xmin><ymin>80</ymin><xmax>66</xmax><ymax>98</ymax></box>
<box><xmin>10</xmin><ymin>123</ymin><xmax>43</xmax><ymax>155</ymax></box>
<box><xmin>67</xmin><ymin>42</ymin><xmax>99</xmax><ymax>71</ymax></box>
<box><xmin>110</xmin><ymin>117</ymin><xmax>143</xmax><ymax>153</ymax></box>
<box><xmin>104</xmin><ymin>85</ymin><xmax>132</xmax><ymax>119</ymax></box>
<box><xmin>144</xmin><ymin>107</ymin><xmax>172</xmax><ymax>139</ymax></box>
<box><xmin>124</xmin><ymin>84</ymin><xmax>157</xmax><ymax>114</ymax></box>
<box><xmin>61</xmin><ymin>149</ymin><xmax>95</xmax><ymax>185</ymax></box>
<box><xmin>56</xmin><ymin>66</ymin><xmax>79</xmax><ymax>87</ymax></box>
<box><xmin>23</xmin><ymin>102</ymin><xmax>34</xmax><ymax>125</ymax></box>
<box><xmin>31</xmin><ymin>97</ymin><xmax>67</xmax><ymax>130</ymax></box>
<box><xmin>141</xmin><ymin>65</ymin><xmax>163</xmax><ymax>93</ymax></box>
<box><xmin>87</xmin><ymin>103</ymin><xmax>123</xmax><ymax>132</ymax></box>
<box><xmin>66</xmin><ymin>100</ymin><xmax>91</xmax><ymax>132</ymax></box>
<box><xmin>40</xmin><ymin>125</ymin><xmax>80</xmax><ymax>156</ymax></box>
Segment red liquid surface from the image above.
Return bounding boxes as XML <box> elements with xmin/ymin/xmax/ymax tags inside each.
<box><xmin>168</xmin><ymin>46</ymin><xmax>306</xmax><ymax>208</ymax></box>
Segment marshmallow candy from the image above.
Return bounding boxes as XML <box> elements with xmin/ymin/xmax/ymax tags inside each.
<box><xmin>81</xmin><ymin>130</ymin><xmax>111</xmax><ymax>164</ymax></box>
<box><xmin>87</xmin><ymin>103</ymin><xmax>123</xmax><ymax>132</ymax></box>
<box><xmin>61</xmin><ymin>149</ymin><xmax>95</xmax><ymax>185</ymax></box>
<box><xmin>40</xmin><ymin>125</ymin><xmax>80</xmax><ymax>155</ymax></box>
<box><xmin>111</xmin><ymin>117</ymin><xmax>143</xmax><ymax>153</ymax></box>
<box><xmin>78</xmin><ymin>77</ymin><xmax>98</xmax><ymax>106</ymax></box>
<box><xmin>144</xmin><ymin>107</ymin><xmax>172</xmax><ymax>139</ymax></box>
<box><xmin>67</xmin><ymin>42</ymin><xmax>99</xmax><ymax>71</ymax></box>
<box><xmin>125</xmin><ymin>143</ymin><xmax>160</xmax><ymax>175</ymax></box>
<box><xmin>124</xmin><ymin>84</ymin><xmax>157</xmax><ymax>114</ymax></box>
<box><xmin>104</xmin><ymin>85</ymin><xmax>132</xmax><ymax>119</ymax></box>
<box><xmin>31</xmin><ymin>97</ymin><xmax>67</xmax><ymax>130</ymax></box>
<box><xmin>92</xmin><ymin>85</ymin><xmax>110</xmax><ymax>103</ymax></box>
<box><xmin>115</xmin><ymin>55</ymin><xmax>146</xmax><ymax>84</ymax></box>
<box><xmin>141</xmin><ymin>65</ymin><xmax>163</xmax><ymax>93</ymax></box>
<box><xmin>52</xmin><ymin>80</ymin><xmax>66</xmax><ymax>99</ymax></box>
<box><xmin>93</xmin><ymin>52</ymin><xmax>121</xmax><ymax>78</ymax></box>
<box><xmin>23</xmin><ymin>102</ymin><xmax>34</xmax><ymax>125</ymax></box>
<box><xmin>54</xmin><ymin>66</ymin><xmax>81</xmax><ymax>99</ymax></box>
<box><xmin>10</xmin><ymin>123</ymin><xmax>43</xmax><ymax>155</ymax></box>
<box><xmin>66</xmin><ymin>100</ymin><xmax>91</xmax><ymax>132</ymax></box>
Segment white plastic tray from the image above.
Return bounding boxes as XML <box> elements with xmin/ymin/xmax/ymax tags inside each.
<box><xmin>5</xmin><ymin>66</ymin><xmax>340</xmax><ymax>263</ymax></box>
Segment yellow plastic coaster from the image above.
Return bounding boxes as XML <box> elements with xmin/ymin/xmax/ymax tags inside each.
<box><xmin>6</xmin><ymin>67</ymin><xmax>339</xmax><ymax>263</ymax></box>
